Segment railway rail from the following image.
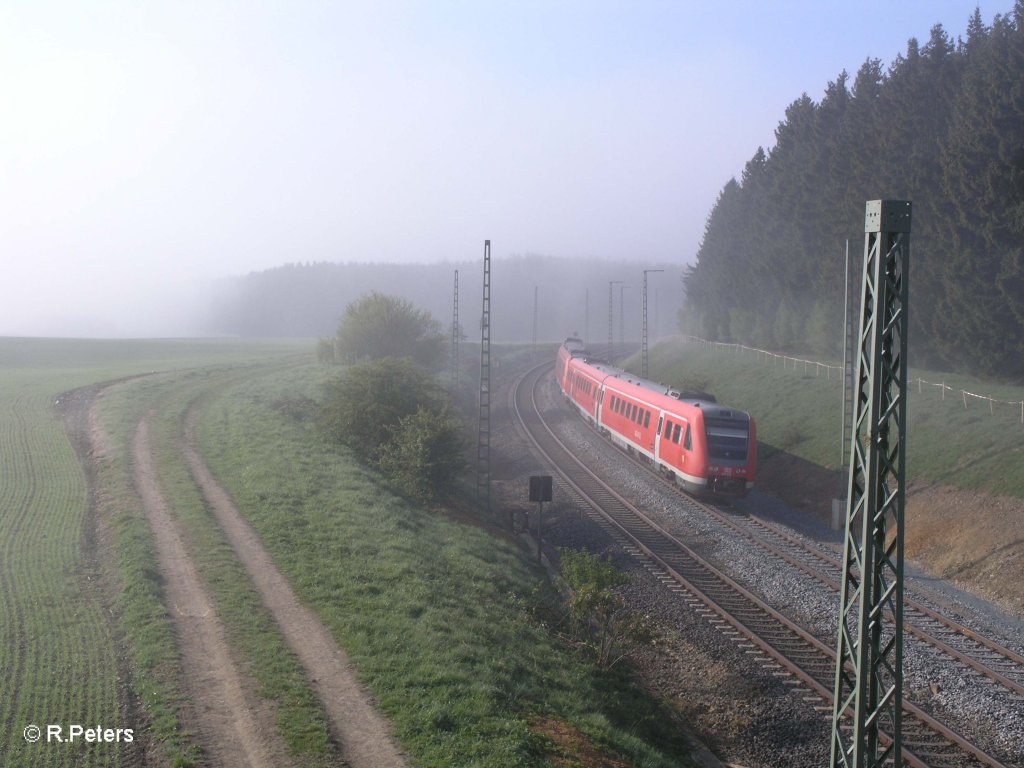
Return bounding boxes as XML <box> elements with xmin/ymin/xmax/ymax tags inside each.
<box><xmin>512</xmin><ymin>360</ymin><xmax>1013</xmax><ymax>768</ymax></box>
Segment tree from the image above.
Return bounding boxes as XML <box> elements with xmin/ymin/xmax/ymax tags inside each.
<box><xmin>335</xmin><ymin>292</ymin><xmax>445</xmax><ymax>371</ymax></box>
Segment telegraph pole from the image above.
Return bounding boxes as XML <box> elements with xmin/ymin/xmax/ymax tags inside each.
<box><xmin>642</xmin><ymin>269</ymin><xmax>664</xmax><ymax>378</ymax></box>
<box><xmin>532</xmin><ymin>285</ymin><xmax>538</xmax><ymax>348</ymax></box>
<box><xmin>585</xmin><ymin>287</ymin><xmax>589</xmax><ymax>346</ymax></box>
<box><xmin>831</xmin><ymin>200</ymin><xmax>911</xmax><ymax>768</ymax></box>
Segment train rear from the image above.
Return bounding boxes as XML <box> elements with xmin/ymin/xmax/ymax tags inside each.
<box><xmin>695</xmin><ymin>403</ymin><xmax>756</xmax><ymax>496</ymax></box>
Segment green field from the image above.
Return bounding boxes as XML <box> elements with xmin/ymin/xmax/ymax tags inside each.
<box><xmin>640</xmin><ymin>338</ymin><xmax>1024</xmax><ymax>496</ymax></box>
<box><xmin>1</xmin><ymin>337</ymin><xmax>701</xmax><ymax>767</ymax></box>
<box><xmin>0</xmin><ymin>337</ymin><xmax>306</xmax><ymax>767</ymax></box>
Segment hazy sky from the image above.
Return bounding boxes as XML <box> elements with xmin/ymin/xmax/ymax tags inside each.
<box><xmin>0</xmin><ymin>1</ymin><xmax>1002</xmax><ymax>336</ymax></box>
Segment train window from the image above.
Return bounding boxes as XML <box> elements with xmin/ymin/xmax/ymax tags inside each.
<box><xmin>631</xmin><ymin>404</ymin><xmax>638</xmax><ymax>422</ymax></box>
<box><xmin>643</xmin><ymin>411</ymin><xmax>651</xmax><ymax>429</ymax></box>
<box><xmin>664</xmin><ymin>418</ymin><xmax>673</xmax><ymax>437</ymax></box>
<box><xmin>672</xmin><ymin>423</ymin><xmax>682</xmax><ymax>444</ymax></box>
<box><xmin>707</xmin><ymin>428</ymin><xmax>748</xmax><ymax>460</ymax></box>
<box><xmin>610</xmin><ymin>394</ymin><xmax>617</xmax><ymax>410</ymax></box>
<box><xmin>657</xmin><ymin>416</ymin><xmax>664</xmax><ymax>435</ymax></box>
<box><xmin>684</xmin><ymin>424</ymin><xmax>692</xmax><ymax>450</ymax></box>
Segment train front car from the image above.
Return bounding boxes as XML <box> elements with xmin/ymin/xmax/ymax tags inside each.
<box><xmin>691</xmin><ymin>403</ymin><xmax>757</xmax><ymax>497</ymax></box>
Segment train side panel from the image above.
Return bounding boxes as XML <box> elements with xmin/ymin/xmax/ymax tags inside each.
<box><xmin>654</xmin><ymin>405</ymin><xmax>709</xmax><ymax>493</ymax></box>
<box><xmin>565</xmin><ymin>357</ymin><xmax>604</xmax><ymax>423</ymax></box>
<box><xmin>600</xmin><ymin>382</ymin><xmax>658</xmax><ymax>457</ymax></box>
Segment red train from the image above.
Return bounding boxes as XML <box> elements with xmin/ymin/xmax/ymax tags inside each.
<box><xmin>556</xmin><ymin>337</ymin><xmax>756</xmax><ymax>497</ymax></box>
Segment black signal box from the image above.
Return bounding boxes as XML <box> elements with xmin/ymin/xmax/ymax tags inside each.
<box><xmin>529</xmin><ymin>475</ymin><xmax>553</xmax><ymax>502</ymax></box>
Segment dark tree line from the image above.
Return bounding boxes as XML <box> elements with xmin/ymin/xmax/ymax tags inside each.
<box><xmin>684</xmin><ymin>4</ymin><xmax>1024</xmax><ymax>380</ymax></box>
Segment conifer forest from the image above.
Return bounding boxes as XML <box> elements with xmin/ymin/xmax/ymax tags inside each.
<box><xmin>683</xmin><ymin>6</ymin><xmax>1024</xmax><ymax>380</ymax></box>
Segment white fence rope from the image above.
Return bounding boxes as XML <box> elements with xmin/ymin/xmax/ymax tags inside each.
<box><xmin>680</xmin><ymin>335</ymin><xmax>1024</xmax><ymax>424</ymax></box>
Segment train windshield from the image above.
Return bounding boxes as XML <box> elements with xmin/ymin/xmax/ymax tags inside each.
<box><xmin>706</xmin><ymin>427</ymin><xmax>748</xmax><ymax>461</ymax></box>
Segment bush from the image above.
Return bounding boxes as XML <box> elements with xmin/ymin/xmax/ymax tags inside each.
<box><xmin>377</xmin><ymin>406</ymin><xmax>465</xmax><ymax>503</ymax></box>
<box><xmin>320</xmin><ymin>358</ymin><xmax>464</xmax><ymax>502</ymax></box>
<box><xmin>559</xmin><ymin>549</ymin><xmax>655</xmax><ymax>667</ymax></box>
<box><xmin>319</xmin><ymin>358</ymin><xmax>446</xmax><ymax>462</ymax></box>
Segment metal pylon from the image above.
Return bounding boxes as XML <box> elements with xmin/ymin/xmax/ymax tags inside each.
<box><xmin>452</xmin><ymin>269</ymin><xmax>459</xmax><ymax>388</ymax></box>
<box><xmin>642</xmin><ymin>269</ymin><xmax>664</xmax><ymax>378</ymax></box>
<box><xmin>477</xmin><ymin>241</ymin><xmax>491</xmax><ymax>514</ymax></box>
<box><xmin>839</xmin><ymin>241</ymin><xmax>858</xmax><ymax>492</ymax></box>
<box><xmin>831</xmin><ymin>200</ymin><xmax>911</xmax><ymax>768</ymax></box>
<box><xmin>608</xmin><ymin>281</ymin><xmax>620</xmax><ymax>352</ymax></box>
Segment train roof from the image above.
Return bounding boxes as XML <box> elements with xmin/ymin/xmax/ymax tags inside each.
<box><xmin>570</xmin><ymin>354</ymin><xmax>749</xmax><ymax>420</ymax></box>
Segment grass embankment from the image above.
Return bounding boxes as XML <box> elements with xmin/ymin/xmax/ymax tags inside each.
<box><xmin>640</xmin><ymin>338</ymin><xmax>1024</xmax><ymax>497</ymax></box>
<box><xmin>197</xmin><ymin>362</ymin><xmax>699</xmax><ymax>767</ymax></box>
<box><xmin>0</xmin><ymin>337</ymin><xmax>306</xmax><ymax>768</ymax></box>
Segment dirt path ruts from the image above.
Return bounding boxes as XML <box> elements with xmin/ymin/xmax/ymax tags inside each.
<box><xmin>182</xmin><ymin>405</ymin><xmax>408</xmax><ymax>768</ymax></box>
<box><xmin>131</xmin><ymin>415</ymin><xmax>282</xmax><ymax>768</ymax></box>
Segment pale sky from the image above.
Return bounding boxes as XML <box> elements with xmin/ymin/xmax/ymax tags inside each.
<box><xmin>0</xmin><ymin>1</ymin><xmax>1001</xmax><ymax>336</ymax></box>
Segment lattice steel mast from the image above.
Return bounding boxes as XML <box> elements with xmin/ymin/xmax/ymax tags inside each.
<box><xmin>452</xmin><ymin>269</ymin><xmax>459</xmax><ymax>388</ymax></box>
<box><xmin>831</xmin><ymin>200</ymin><xmax>911</xmax><ymax>768</ymax></box>
<box><xmin>608</xmin><ymin>281</ymin><xmax>621</xmax><ymax>353</ymax></box>
<box><xmin>642</xmin><ymin>269</ymin><xmax>664</xmax><ymax>378</ymax></box>
<box><xmin>477</xmin><ymin>241</ymin><xmax>492</xmax><ymax>515</ymax></box>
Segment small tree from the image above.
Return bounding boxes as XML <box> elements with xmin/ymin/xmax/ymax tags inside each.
<box><xmin>336</xmin><ymin>292</ymin><xmax>445</xmax><ymax>371</ymax></box>
<box><xmin>559</xmin><ymin>549</ymin><xmax>655</xmax><ymax>667</ymax></box>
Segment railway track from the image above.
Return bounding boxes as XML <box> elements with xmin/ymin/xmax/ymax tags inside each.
<box><xmin>512</xmin><ymin>360</ymin><xmax>1013</xmax><ymax>768</ymax></box>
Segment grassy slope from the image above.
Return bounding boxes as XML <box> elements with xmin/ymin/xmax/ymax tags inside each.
<box><xmin>640</xmin><ymin>338</ymin><xmax>1024</xmax><ymax>497</ymax></box>
<box><xmin>197</xmin><ymin>363</ymin><xmax>699</xmax><ymax>768</ymax></box>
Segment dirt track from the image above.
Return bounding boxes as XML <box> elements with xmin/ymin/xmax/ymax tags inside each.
<box><xmin>181</xmin><ymin>404</ymin><xmax>408</xmax><ymax>768</ymax></box>
<box><xmin>79</xmin><ymin>381</ymin><xmax>407</xmax><ymax>768</ymax></box>
<box><xmin>131</xmin><ymin>415</ymin><xmax>281</xmax><ymax>768</ymax></box>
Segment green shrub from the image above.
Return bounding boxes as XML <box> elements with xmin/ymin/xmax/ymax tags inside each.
<box><xmin>378</xmin><ymin>406</ymin><xmax>465</xmax><ymax>503</ymax></box>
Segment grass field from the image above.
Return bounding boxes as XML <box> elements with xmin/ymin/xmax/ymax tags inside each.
<box><xmin>640</xmin><ymin>338</ymin><xmax>1024</xmax><ymax>497</ymax></box>
<box><xmin>2</xmin><ymin>337</ymin><xmax>702</xmax><ymax>767</ymax></box>
<box><xmin>0</xmin><ymin>338</ymin><xmax>306</xmax><ymax>768</ymax></box>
